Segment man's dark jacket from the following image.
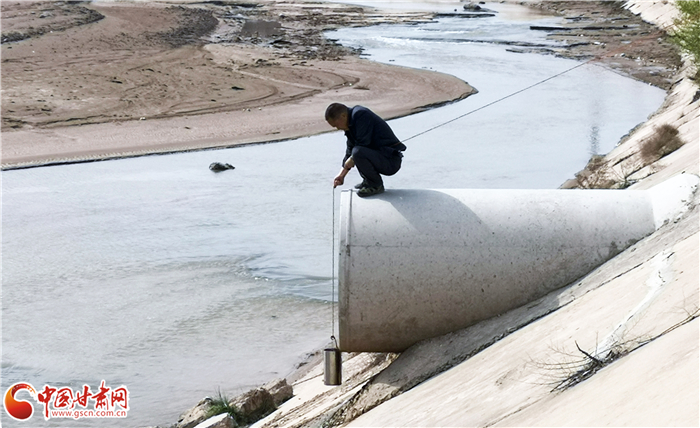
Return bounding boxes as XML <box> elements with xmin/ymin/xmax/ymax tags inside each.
<box><xmin>341</xmin><ymin>106</ymin><xmax>407</xmax><ymax>166</ymax></box>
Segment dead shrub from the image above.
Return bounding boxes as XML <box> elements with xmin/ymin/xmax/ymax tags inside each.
<box><xmin>575</xmin><ymin>155</ymin><xmax>616</xmax><ymax>189</ymax></box>
<box><xmin>640</xmin><ymin>124</ymin><xmax>685</xmax><ymax>163</ymax></box>
<box><xmin>546</xmin><ymin>310</ymin><xmax>699</xmax><ymax>393</ymax></box>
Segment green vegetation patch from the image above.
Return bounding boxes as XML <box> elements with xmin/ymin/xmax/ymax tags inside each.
<box><xmin>206</xmin><ymin>389</ymin><xmax>243</xmax><ymax>426</ymax></box>
<box><xmin>672</xmin><ymin>0</ymin><xmax>700</xmax><ymax>80</ymax></box>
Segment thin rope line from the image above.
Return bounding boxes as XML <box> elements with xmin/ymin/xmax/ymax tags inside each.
<box><xmin>331</xmin><ymin>186</ymin><xmax>336</xmax><ymax>342</ymax></box>
<box><xmin>401</xmin><ymin>18</ymin><xmax>678</xmax><ymax>144</ymax></box>
<box><xmin>402</xmin><ymin>59</ymin><xmax>592</xmax><ymax>143</ymax></box>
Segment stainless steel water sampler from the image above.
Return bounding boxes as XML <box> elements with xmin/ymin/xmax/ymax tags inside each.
<box><xmin>324</xmin><ymin>336</ymin><xmax>342</xmax><ymax>386</ymax></box>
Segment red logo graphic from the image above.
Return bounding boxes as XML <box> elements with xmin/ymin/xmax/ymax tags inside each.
<box><xmin>4</xmin><ymin>381</ymin><xmax>129</xmax><ymax>421</ymax></box>
<box><xmin>4</xmin><ymin>383</ymin><xmax>37</xmax><ymax>421</ymax></box>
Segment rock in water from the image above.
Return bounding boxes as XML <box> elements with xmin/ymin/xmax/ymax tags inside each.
<box><xmin>209</xmin><ymin>162</ymin><xmax>235</xmax><ymax>172</ymax></box>
<box><xmin>462</xmin><ymin>2</ymin><xmax>482</xmax><ymax>11</ymax></box>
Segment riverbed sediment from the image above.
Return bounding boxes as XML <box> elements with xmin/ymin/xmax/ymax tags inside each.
<box><xmin>0</xmin><ymin>0</ymin><xmax>681</xmax><ymax>170</ymax></box>
<box><xmin>1</xmin><ymin>0</ymin><xmax>474</xmax><ymax>169</ymax></box>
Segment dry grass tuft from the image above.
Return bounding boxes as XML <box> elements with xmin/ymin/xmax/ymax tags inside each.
<box><xmin>548</xmin><ymin>310</ymin><xmax>699</xmax><ymax>392</ymax></box>
<box><xmin>550</xmin><ymin>341</ymin><xmax>628</xmax><ymax>391</ymax></box>
<box><xmin>574</xmin><ymin>156</ymin><xmax>614</xmax><ymax>189</ymax></box>
<box><xmin>573</xmin><ymin>124</ymin><xmax>685</xmax><ymax>189</ymax></box>
<box><xmin>640</xmin><ymin>124</ymin><xmax>685</xmax><ymax>162</ymax></box>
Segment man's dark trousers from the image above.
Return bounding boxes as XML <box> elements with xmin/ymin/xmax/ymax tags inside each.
<box><xmin>352</xmin><ymin>146</ymin><xmax>402</xmax><ymax>188</ymax></box>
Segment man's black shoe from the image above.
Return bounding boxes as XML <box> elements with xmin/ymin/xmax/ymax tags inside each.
<box><xmin>357</xmin><ymin>185</ymin><xmax>385</xmax><ymax>197</ymax></box>
<box><xmin>354</xmin><ymin>180</ymin><xmax>368</xmax><ymax>189</ymax></box>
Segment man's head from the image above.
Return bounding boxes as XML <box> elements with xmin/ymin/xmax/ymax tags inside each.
<box><xmin>325</xmin><ymin>103</ymin><xmax>350</xmax><ymax>131</ymax></box>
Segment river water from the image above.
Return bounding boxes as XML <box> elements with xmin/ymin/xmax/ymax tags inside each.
<box><xmin>1</xmin><ymin>2</ymin><xmax>664</xmax><ymax>427</ymax></box>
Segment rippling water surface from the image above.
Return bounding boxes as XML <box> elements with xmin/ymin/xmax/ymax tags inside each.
<box><xmin>1</xmin><ymin>2</ymin><xmax>664</xmax><ymax>426</ymax></box>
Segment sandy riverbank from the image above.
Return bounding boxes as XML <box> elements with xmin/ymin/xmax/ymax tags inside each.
<box><xmin>1</xmin><ymin>0</ymin><xmax>475</xmax><ymax>169</ymax></box>
<box><xmin>1</xmin><ymin>0</ymin><xmax>682</xmax><ymax>169</ymax></box>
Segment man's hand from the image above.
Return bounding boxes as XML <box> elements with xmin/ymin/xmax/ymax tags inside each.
<box><xmin>333</xmin><ymin>174</ymin><xmax>345</xmax><ymax>188</ymax></box>
<box><xmin>333</xmin><ymin>158</ymin><xmax>354</xmax><ymax>188</ymax></box>
<box><xmin>334</xmin><ymin>167</ymin><xmax>349</xmax><ymax>188</ymax></box>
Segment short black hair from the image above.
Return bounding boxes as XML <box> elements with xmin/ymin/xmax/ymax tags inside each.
<box><xmin>325</xmin><ymin>103</ymin><xmax>348</xmax><ymax>121</ymax></box>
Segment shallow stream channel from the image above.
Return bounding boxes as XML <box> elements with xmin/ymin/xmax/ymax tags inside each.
<box><xmin>1</xmin><ymin>2</ymin><xmax>664</xmax><ymax>426</ymax></box>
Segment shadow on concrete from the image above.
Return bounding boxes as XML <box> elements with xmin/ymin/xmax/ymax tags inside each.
<box><xmin>374</xmin><ymin>189</ymin><xmax>492</xmax><ymax>243</ymax></box>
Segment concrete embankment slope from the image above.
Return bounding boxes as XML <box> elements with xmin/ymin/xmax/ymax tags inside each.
<box><xmin>242</xmin><ymin>1</ymin><xmax>699</xmax><ymax>427</ymax></box>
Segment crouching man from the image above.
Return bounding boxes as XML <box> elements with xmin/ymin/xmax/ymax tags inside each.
<box><xmin>326</xmin><ymin>103</ymin><xmax>406</xmax><ymax>197</ymax></box>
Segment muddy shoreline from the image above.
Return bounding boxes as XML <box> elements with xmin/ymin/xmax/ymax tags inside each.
<box><xmin>523</xmin><ymin>0</ymin><xmax>681</xmax><ymax>89</ymax></box>
<box><xmin>2</xmin><ymin>0</ymin><xmax>469</xmax><ymax>169</ymax></box>
<box><xmin>0</xmin><ymin>0</ymin><xmax>682</xmax><ymax>170</ymax></box>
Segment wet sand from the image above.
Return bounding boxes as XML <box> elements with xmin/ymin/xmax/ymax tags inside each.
<box><xmin>0</xmin><ymin>0</ymin><xmax>681</xmax><ymax>169</ymax></box>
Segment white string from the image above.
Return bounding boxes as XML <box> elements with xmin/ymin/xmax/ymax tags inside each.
<box><xmin>402</xmin><ymin>59</ymin><xmax>591</xmax><ymax>143</ymax></box>
<box><xmin>401</xmin><ymin>20</ymin><xmax>678</xmax><ymax>144</ymax></box>
<box><xmin>331</xmin><ymin>187</ymin><xmax>336</xmax><ymax>344</ymax></box>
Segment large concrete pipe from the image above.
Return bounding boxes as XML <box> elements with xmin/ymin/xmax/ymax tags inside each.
<box><xmin>338</xmin><ymin>173</ymin><xmax>698</xmax><ymax>352</ymax></box>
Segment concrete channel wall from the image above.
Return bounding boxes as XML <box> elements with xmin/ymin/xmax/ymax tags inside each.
<box><xmin>338</xmin><ymin>174</ymin><xmax>699</xmax><ymax>352</ymax></box>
